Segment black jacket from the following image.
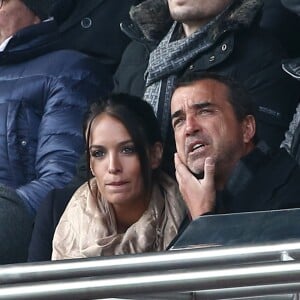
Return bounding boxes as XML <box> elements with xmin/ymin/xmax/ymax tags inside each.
<box><xmin>114</xmin><ymin>0</ymin><xmax>300</xmax><ymax>151</ymax></box>
<box><xmin>51</xmin><ymin>0</ymin><xmax>143</xmax><ymax>72</ymax></box>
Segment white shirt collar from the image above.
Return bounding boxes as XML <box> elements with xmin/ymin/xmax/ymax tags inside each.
<box><xmin>0</xmin><ymin>18</ymin><xmax>54</xmax><ymax>52</ymax></box>
<box><xmin>0</xmin><ymin>36</ymin><xmax>13</xmax><ymax>52</ymax></box>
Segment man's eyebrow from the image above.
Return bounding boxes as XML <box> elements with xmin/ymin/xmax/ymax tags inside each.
<box><xmin>171</xmin><ymin>102</ymin><xmax>215</xmax><ymax>120</ymax></box>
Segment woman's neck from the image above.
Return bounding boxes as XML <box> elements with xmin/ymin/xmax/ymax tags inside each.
<box><xmin>113</xmin><ymin>197</ymin><xmax>150</xmax><ymax>234</ymax></box>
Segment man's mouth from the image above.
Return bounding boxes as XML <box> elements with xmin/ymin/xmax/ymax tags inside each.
<box><xmin>188</xmin><ymin>141</ymin><xmax>207</xmax><ymax>154</ymax></box>
<box><xmin>192</xmin><ymin>143</ymin><xmax>205</xmax><ymax>152</ymax></box>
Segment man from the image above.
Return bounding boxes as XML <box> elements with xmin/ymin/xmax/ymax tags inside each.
<box><xmin>171</xmin><ymin>73</ymin><xmax>300</xmax><ymax>220</ymax></box>
<box><xmin>114</xmin><ymin>0</ymin><xmax>300</xmax><ymax>172</ymax></box>
<box><xmin>0</xmin><ymin>0</ymin><xmax>109</xmax><ymax>263</ymax></box>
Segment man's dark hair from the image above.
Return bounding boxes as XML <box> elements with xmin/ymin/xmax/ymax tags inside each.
<box><xmin>175</xmin><ymin>72</ymin><xmax>259</xmax><ymax>143</ymax></box>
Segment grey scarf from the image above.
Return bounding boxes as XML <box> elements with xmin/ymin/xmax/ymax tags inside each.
<box><xmin>143</xmin><ymin>16</ymin><xmax>221</xmax><ymax>140</ymax></box>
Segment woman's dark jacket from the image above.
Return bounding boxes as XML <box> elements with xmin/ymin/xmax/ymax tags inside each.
<box><xmin>0</xmin><ymin>20</ymin><xmax>110</xmax><ymax>214</ymax></box>
<box><xmin>114</xmin><ymin>0</ymin><xmax>300</xmax><ymax>150</ymax></box>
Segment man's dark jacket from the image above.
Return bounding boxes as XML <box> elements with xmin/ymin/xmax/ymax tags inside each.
<box><xmin>217</xmin><ymin>142</ymin><xmax>300</xmax><ymax>212</ymax></box>
<box><xmin>114</xmin><ymin>0</ymin><xmax>300</xmax><ymax>150</ymax></box>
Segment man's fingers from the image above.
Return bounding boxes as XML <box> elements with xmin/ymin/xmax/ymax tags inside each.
<box><xmin>203</xmin><ymin>157</ymin><xmax>215</xmax><ymax>187</ymax></box>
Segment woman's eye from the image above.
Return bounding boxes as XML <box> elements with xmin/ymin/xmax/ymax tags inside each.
<box><xmin>91</xmin><ymin>150</ymin><xmax>105</xmax><ymax>158</ymax></box>
<box><xmin>121</xmin><ymin>145</ymin><xmax>136</xmax><ymax>154</ymax></box>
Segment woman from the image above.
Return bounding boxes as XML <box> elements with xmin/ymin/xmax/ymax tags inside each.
<box><xmin>52</xmin><ymin>93</ymin><xmax>186</xmax><ymax>259</ymax></box>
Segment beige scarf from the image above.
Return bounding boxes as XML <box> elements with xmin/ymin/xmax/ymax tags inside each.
<box><xmin>52</xmin><ymin>172</ymin><xmax>186</xmax><ymax>260</ymax></box>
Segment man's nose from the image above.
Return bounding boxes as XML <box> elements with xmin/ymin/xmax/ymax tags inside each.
<box><xmin>108</xmin><ymin>153</ymin><xmax>122</xmax><ymax>174</ymax></box>
<box><xmin>185</xmin><ymin>115</ymin><xmax>199</xmax><ymax>135</ymax></box>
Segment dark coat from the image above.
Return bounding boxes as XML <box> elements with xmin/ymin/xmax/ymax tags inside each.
<box><xmin>27</xmin><ymin>156</ymin><xmax>87</xmax><ymax>262</ymax></box>
<box><xmin>51</xmin><ymin>0</ymin><xmax>143</xmax><ymax>72</ymax></box>
<box><xmin>261</xmin><ymin>0</ymin><xmax>300</xmax><ymax>58</ymax></box>
<box><xmin>114</xmin><ymin>0</ymin><xmax>300</xmax><ymax>151</ymax></box>
<box><xmin>217</xmin><ymin>142</ymin><xmax>300</xmax><ymax>213</ymax></box>
<box><xmin>0</xmin><ymin>20</ymin><xmax>111</xmax><ymax>215</ymax></box>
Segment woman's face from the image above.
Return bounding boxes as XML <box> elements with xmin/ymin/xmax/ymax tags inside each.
<box><xmin>89</xmin><ymin>114</ymin><xmax>145</xmax><ymax>207</ymax></box>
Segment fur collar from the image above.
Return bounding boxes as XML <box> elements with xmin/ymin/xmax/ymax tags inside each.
<box><xmin>130</xmin><ymin>0</ymin><xmax>263</xmax><ymax>41</ymax></box>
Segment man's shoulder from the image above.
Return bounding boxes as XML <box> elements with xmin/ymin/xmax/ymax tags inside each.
<box><xmin>27</xmin><ymin>48</ymin><xmax>105</xmax><ymax>78</ymax></box>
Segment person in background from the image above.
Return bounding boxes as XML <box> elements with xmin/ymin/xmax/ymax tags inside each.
<box><xmin>114</xmin><ymin>0</ymin><xmax>300</xmax><ymax>177</ymax></box>
<box><xmin>170</xmin><ymin>73</ymin><xmax>300</xmax><ymax>231</ymax></box>
<box><xmin>52</xmin><ymin>94</ymin><xmax>185</xmax><ymax>260</ymax></box>
<box><xmin>0</xmin><ymin>0</ymin><xmax>109</xmax><ymax>263</ymax></box>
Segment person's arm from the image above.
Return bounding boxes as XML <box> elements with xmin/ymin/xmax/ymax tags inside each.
<box><xmin>174</xmin><ymin>153</ymin><xmax>216</xmax><ymax>220</ymax></box>
<box><xmin>16</xmin><ymin>54</ymin><xmax>106</xmax><ymax>215</ymax></box>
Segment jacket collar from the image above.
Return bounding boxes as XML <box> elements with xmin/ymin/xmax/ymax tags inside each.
<box><xmin>0</xmin><ymin>19</ymin><xmax>60</xmax><ymax>65</ymax></box>
<box><xmin>129</xmin><ymin>0</ymin><xmax>263</xmax><ymax>42</ymax></box>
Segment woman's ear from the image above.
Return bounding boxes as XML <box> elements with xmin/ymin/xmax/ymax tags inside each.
<box><xmin>90</xmin><ymin>162</ymin><xmax>95</xmax><ymax>176</ymax></box>
<box><xmin>150</xmin><ymin>142</ymin><xmax>163</xmax><ymax>170</ymax></box>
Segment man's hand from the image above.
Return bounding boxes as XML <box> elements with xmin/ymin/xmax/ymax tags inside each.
<box><xmin>174</xmin><ymin>153</ymin><xmax>216</xmax><ymax>219</ymax></box>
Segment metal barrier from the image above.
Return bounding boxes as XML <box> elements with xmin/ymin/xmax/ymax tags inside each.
<box><xmin>1</xmin><ymin>241</ymin><xmax>300</xmax><ymax>299</ymax></box>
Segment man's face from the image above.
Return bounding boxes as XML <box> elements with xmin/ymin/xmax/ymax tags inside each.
<box><xmin>168</xmin><ymin>0</ymin><xmax>233</xmax><ymax>27</ymax></box>
<box><xmin>0</xmin><ymin>0</ymin><xmax>40</xmax><ymax>44</ymax></box>
<box><xmin>171</xmin><ymin>79</ymin><xmax>249</xmax><ymax>178</ymax></box>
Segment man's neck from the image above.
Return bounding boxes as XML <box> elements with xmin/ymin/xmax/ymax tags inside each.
<box><xmin>181</xmin><ymin>18</ymin><xmax>211</xmax><ymax>37</ymax></box>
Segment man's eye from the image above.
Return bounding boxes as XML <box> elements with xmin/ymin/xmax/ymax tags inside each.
<box><xmin>173</xmin><ymin>118</ymin><xmax>184</xmax><ymax>128</ymax></box>
<box><xmin>121</xmin><ymin>145</ymin><xmax>136</xmax><ymax>154</ymax></box>
<box><xmin>91</xmin><ymin>150</ymin><xmax>105</xmax><ymax>158</ymax></box>
<box><xmin>198</xmin><ymin>108</ymin><xmax>213</xmax><ymax>115</ymax></box>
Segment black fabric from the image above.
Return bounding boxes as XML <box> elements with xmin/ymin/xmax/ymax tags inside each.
<box><xmin>50</xmin><ymin>0</ymin><xmax>143</xmax><ymax>71</ymax></box>
<box><xmin>218</xmin><ymin>143</ymin><xmax>300</xmax><ymax>212</ymax></box>
<box><xmin>0</xmin><ymin>185</ymin><xmax>34</xmax><ymax>264</ymax></box>
<box><xmin>261</xmin><ymin>0</ymin><xmax>300</xmax><ymax>58</ymax></box>
<box><xmin>28</xmin><ymin>156</ymin><xmax>88</xmax><ymax>262</ymax></box>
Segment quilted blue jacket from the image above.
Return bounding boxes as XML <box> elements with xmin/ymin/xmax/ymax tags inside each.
<box><xmin>0</xmin><ymin>20</ymin><xmax>111</xmax><ymax>214</ymax></box>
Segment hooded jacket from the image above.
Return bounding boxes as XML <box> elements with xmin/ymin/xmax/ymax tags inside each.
<box><xmin>0</xmin><ymin>20</ymin><xmax>111</xmax><ymax>214</ymax></box>
<box><xmin>114</xmin><ymin>0</ymin><xmax>300</xmax><ymax>151</ymax></box>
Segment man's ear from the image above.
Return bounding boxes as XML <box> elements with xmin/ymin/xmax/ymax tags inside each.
<box><xmin>149</xmin><ymin>142</ymin><xmax>163</xmax><ymax>170</ymax></box>
<box><xmin>242</xmin><ymin>115</ymin><xmax>256</xmax><ymax>143</ymax></box>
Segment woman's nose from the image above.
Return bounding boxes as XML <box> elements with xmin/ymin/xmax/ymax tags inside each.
<box><xmin>108</xmin><ymin>153</ymin><xmax>122</xmax><ymax>174</ymax></box>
